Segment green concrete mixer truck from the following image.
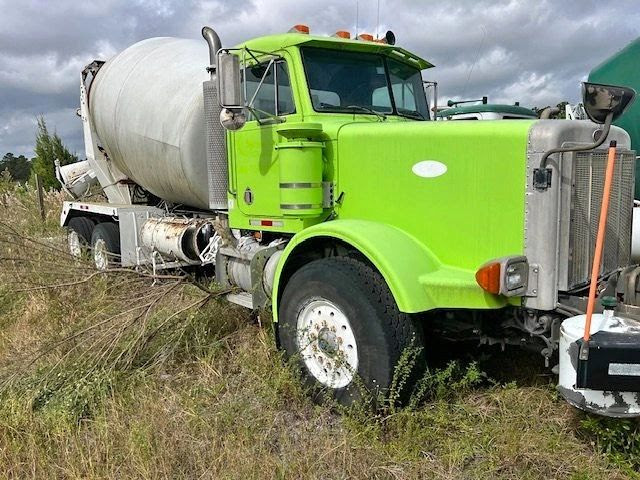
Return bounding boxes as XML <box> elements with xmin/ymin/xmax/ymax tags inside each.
<box><xmin>58</xmin><ymin>24</ymin><xmax>640</xmax><ymax>409</ymax></box>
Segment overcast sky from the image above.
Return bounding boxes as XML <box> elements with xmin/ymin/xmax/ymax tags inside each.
<box><xmin>1</xmin><ymin>0</ymin><xmax>638</xmax><ymax>158</ymax></box>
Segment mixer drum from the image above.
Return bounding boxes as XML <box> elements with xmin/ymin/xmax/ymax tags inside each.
<box><xmin>90</xmin><ymin>37</ymin><xmax>212</xmax><ymax>209</ymax></box>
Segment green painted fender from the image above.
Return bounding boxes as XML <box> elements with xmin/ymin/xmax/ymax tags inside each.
<box><xmin>272</xmin><ymin>219</ymin><xmax>507</xmax><ymax>321</ymax></box>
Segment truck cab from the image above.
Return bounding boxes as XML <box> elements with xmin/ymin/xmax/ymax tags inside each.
<box><xmin>225</xmin><ymin>31</ymin><xmax>433</xmax><ymax>233</ymax></box>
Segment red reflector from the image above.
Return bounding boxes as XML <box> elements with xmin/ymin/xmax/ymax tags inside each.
<box><xmin>261</xmin><ymin>220</ymin><xmax>273</xmax><ymax>226</ymax></box>
<box><xmin>475</xmin><ymin>262</ymin><xmax>501</xmax><ymax>295</ymax></box>
<box><xmin>334</xmin><ymin>30</ymin><xmax>350</xmax><ymax>39</ymax></box>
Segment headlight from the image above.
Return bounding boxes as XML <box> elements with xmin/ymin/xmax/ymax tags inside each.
<box><xmin>505</xmin><ymin>261</ymin><xmax>528</xmax><ymax>292</ymax></box>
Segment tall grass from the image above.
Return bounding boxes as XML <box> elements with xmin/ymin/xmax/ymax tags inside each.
<box><xmin>0</xmin><ymin>182</ymin><xmax>635</xmax><ymax>479</ymax></box>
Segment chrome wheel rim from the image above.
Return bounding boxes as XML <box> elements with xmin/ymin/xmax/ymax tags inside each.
<box><xmin>296</xmin><ymin>299</ymin><xmax>358</xmax><ymax>389</ymax></box>
<box><xmin>93</xmin><ymin>238</ymin><xmax>109</xmax><ymax>270</ymax></box>
<box><xmin>68</xmin><ymin>231</ymin><xmax>82</xmax><ymax>258</ymax></box>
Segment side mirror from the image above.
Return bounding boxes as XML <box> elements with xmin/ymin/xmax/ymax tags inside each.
<box><xmin>217</xmin><ymin>51</ymin><xmax>244</xmax><ymax>109</ymax></box>
<box><xmin>582</xmin><ymin>82</ymin><xmax>635</xmax><ymax>124</ymax></box>
<box><xmin>217</xmin><ymin>51</ymin><xmax>246</xmax><ymax>130</ymax></box>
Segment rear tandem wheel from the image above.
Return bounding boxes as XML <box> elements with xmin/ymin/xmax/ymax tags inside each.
<box><xmin>67</xmin><ymin>216</ymin><xmax>95</xmax><ymax>258</ymax></box>
<box><xmin>90</xmin><ymin>222</ymin><xmax>121</xmax><ymax>270</ymax></box>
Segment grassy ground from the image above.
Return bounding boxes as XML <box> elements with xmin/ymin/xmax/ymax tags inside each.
<box><xmin>0</xmin><ymin>181</ymin><xmax>638</xmax><ymax>479</ymax></box>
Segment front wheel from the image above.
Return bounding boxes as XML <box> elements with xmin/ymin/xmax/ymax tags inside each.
<box><xmin>278</xmin><ymin>257</ymin><xmax>423</xmax><ymax>405</ymax></box>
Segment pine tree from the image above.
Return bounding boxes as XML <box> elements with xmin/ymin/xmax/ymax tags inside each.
<box><xmin>30</xmin><ymin>116</ymin><xmax>77</xmax><ymax>189</ymax></box>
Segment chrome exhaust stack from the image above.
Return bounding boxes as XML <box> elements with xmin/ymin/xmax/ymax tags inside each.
<box><xmin>202</xmin><ymin>26</ymin><xmax>222</xmax><ymax>78</ymax></box>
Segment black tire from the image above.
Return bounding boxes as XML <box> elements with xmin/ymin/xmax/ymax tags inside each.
<box><xmin>90</xmin><ymin>222</ymin><xmax>121</xmax><ymax>270</ymax></box>
<box><xmin>68</xmin><ymin>217</ymin><xmax>94</xmax><ymax>243</ymax></box>
<box><xmin>67</xmin><ymin>217</ymin><xmax>95</xmax><ymax>257</ymax></box>
<box><xmin>278</xmin><ymin>256</ymin><xmax>423</xmax><ymax>406</ymax></box>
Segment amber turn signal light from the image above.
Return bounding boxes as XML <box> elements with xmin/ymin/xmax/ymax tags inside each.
<box><xmin>475</xmin><ymin>262</ymin><xmax>501</xmax><ymax>295</ymax></box>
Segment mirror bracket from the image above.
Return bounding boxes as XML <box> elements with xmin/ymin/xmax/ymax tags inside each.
<box><xmin>534</xmin><ymin>111</ymin><xmax>613</xmax><ymax>191</ymax></box>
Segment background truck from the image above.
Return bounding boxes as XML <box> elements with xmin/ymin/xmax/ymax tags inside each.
<box><xmin>60</xmin><ymin>24</ymin><xmax>640</xmax><ymax>407</ymax></box>
<box><xmin>435</xmin><ymin>96</ymin><xmax>538</xmax><ymax>121</ymax></box>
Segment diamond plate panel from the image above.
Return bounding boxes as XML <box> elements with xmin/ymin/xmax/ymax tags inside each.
<box><xmin>203</xmin><ymin>79</ymin><xmax>229</xmax><ymax>210</ymax></box>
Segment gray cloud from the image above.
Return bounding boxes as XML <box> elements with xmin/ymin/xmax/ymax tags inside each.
<box><xmin>1</xmin><ymin>0</ymin><xmax>639</xmax><ymax>157</ymax></box>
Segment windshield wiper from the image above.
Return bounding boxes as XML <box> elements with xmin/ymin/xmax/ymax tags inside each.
<box><xmin>345</xmin><ymin>105</ymin><xmax>387</xmax><ymax>121</ymax></box>
<box><xmin>396</xmin><ymin>108</ymin><xmax>426</xmax><ymax>121</ymax></box>
<box><xmin>319</xmin><ymin>102</ymin><xmax>387</xmax><ymax>122</ymax></box>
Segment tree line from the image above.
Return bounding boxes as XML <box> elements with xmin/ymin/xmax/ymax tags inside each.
<box><xmin>1</xmin><ymin>116</ymin><xmax>77</xmax><ymax>189</ymax></box>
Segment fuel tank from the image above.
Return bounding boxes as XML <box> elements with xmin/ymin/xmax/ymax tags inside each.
<box><xmin>89</xmin><ymin>37</ymin><xmax>210</xmax><ymax>209</ymax></box>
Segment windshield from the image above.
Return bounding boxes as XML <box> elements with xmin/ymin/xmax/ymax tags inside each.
<box><xmin>301</xmin><ymin>47</ymin><xmax>429</xmax><ymax>120</ymax></box>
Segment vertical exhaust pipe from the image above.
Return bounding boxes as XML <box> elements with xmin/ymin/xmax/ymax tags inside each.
<box><xmin>202</xmin><ymin>26</ymin><xmax>222</xmax><ymax>77</ymax></box>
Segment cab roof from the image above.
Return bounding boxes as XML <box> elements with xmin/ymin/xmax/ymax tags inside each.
<box><xmin>235</xmin><ymin>33</ymin><xmax>434</xmax><ymax>70</ymax></box>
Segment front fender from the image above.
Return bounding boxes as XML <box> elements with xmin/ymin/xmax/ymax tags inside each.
<box><xmin>272</xmin><ymin>219</ymin><xmax>507</xmax><ymax>321</ymax></box>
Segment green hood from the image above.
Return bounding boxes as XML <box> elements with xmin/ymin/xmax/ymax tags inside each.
<box><xmin>334</xmin><ymin>120</ymin><xmax>535</xmax><ymax>273</ymax></box>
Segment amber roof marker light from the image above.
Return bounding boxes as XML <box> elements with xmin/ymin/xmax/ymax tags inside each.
<box><xmin>289</xmin><ymin>24</ymin><xmax>310</xmax><ymax>34</ymax></box>
<box><xmin>356</xmin><ymin>33</ymin><xmax>374</xmax><ymax>42</ymax></box>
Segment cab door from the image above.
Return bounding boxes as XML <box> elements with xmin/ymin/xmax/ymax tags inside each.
<box><xmin>229</xmin><ymin>57</ymin><xmax>299</xmax><ymax>219</ymax></box>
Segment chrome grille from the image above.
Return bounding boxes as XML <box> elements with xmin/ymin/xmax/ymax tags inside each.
<box><xmin>567</xmin><ymin>150</ymin><xmax>635</xmax><ymax>290</ymax></box>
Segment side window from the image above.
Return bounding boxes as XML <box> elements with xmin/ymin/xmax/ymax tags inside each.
<box><xmin>244</xmin><ymin>60</ymin><xmax>295</xmax><ymax>121</ymax></box>
<box><xmin>276</xmin><ymin>62</ymin><xmax>295</xmax><ymax>115</ymax></box>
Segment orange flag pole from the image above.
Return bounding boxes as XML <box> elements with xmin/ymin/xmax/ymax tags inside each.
<box><xmin>583</xmin><ymin>140</ymin><xmax>618</xmax><ymax>342</ymax></box>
